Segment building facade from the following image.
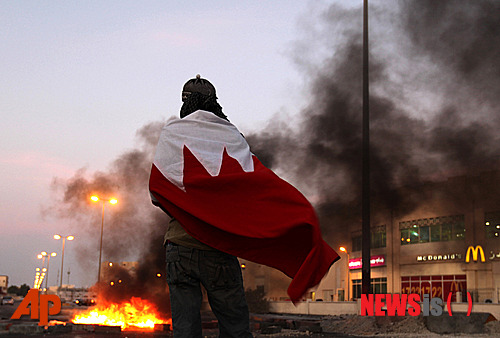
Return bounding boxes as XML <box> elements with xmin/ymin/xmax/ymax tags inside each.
<box><xmin>241</xmin><ymin>171</ymin><xmax>500</xmax><ymax>303</ymax></box>
<box><xmin>0</xmin><ymin>275</ymin><xmax>8</xmax><ymax>294</ymax></box>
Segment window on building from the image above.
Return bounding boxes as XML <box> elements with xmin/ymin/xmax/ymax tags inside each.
<box><xmin>420</xmin><ymin>226</ymin><xmax>430</xmax><ymax>242</ymax></box>
<box><xmin>352</xmin><ymin>277</ymin><xmax>387</xmax><ymax>300</ymax></box>
<box><xmin>337</xmin><ymin>289</ymin><xmax>345</xmax><ymax>301</ymax></box>
<box><xmin>430</xmin><ymin>225</ymin><xmax>441</xmax><ymax>242</ymax></box>
<box><xmin>401</xmin><ymin>275</ymin><xmax>466</xmax><ymax>302</ymax></box>
<box><xmin>352</xmin><ymin>236</ymin><xmax>362</xmax><ymax>252</ymax></box>
<box><xmin>441</xmin><ymin>223</ymin><xmax>452</xmax><ymax>241</ymax></box>
<box><xmin>372</xmin><ymin>229</ymin><xmax>386</xmax><ymax>248</ymax></box>
<box><xmin>400</xmin><ymin>215</ymin><xmax>465</xmax><ymax>245</ymax></box>
<box><xmin>485</xmin><ymin>211</ymin><xmax>500</xmax><ymax>238</ymax></box>
<box><xmin>352</xmin><ymin>226</ymin><xmax>386</xmax><ymax>251</ymax></box>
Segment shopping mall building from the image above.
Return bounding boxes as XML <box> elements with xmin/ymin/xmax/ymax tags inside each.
<box><xmin>241</xmin><ymin>170</ymin><xmax>500</xmax><ymax>304</ymax></box>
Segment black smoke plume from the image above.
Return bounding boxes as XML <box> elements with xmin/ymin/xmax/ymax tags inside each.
<box><xmin>247</xmin><ymin>0</ymin><xmax>500</xmax><ymax>243</ymax></box>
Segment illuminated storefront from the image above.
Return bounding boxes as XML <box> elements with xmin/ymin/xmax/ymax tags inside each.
<box><xmin>401</xmin><ymin>275</ymin><xmax>467</xmax><ymax>302</ymax></box>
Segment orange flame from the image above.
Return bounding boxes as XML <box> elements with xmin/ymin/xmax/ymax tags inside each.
<box><xmin>71</xmin><ymin>297</ymin><xmax>170</xmax><ymax>331</ymax></box>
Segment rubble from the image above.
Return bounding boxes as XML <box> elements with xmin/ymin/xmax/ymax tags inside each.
<box><xmin>320</xmin><ymin>314</ymin><xmax>500</xmax><ymax>337</ymax></box>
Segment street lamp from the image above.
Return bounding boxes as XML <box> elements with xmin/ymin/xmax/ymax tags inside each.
<box><xmin>38</xmin><ymin>252</ymin><xmax>56</xmax><ymax>292</ymax></box>
<box><xmin>37</xmin><ymin>252</ymin><xmax>48</xmax><ymax>290</ymax></box>
<box><xmin>37</xmin><ymin>252</ymin><xmax>47</xmax><ymax>269</ymax></box>
<box><xmin>90</xmin><ymin>195</ymin><xmax>118</xmax><ymax>283</ymax></box>
<box><xmin>34</xmin><ymin>268</ymin><xmax>41</xmax><ymax>289</ymax></box>
<box><xmin>340</xmin><ymin>246</ymin><xmax>350</xmax><ymax>301</ymax></box>
<box><xmin>54</xmin><ymin>234</ymin><xmax>74</xmax><ymax>290</ymax></box>
<box><xmin>37</xmin><ymin>269</ymin><xmax>46</xmax><ymax>290</ymax></box>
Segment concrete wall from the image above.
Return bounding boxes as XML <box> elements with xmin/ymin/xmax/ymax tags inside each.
<box><xmin>269</xmin><ymin>301</ymin><xmax>358</xmax><ymax>316</ymax></box>
<box><xmin>450</xmin><ymin>303</ymin><xmax>500</xmax><ymax>320</ymax></box>
<box><xmin>270</xmin><ymin>301</ymin><xmax>500</xmax><ymax>320</ymax></box>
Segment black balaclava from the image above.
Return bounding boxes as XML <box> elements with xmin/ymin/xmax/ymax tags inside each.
<box><xmin>180</xmin><ymin>74</ymin><xmax>228</xmax><ymax>121</ymax></box>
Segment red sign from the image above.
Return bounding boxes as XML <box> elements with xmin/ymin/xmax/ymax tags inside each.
<box><xmin>348</xmin><ymin>255</ymin><xmax>385</xmax><ymax>269</ymax></box>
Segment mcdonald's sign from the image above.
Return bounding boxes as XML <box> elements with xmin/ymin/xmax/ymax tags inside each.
<box><xmin>465</xmin><ymin>245</ymin><xmax>486</xmax><ymax>263</ymax></box>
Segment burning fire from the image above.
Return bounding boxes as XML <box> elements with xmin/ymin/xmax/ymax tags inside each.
<box><xmin>71</xmin><ymin>297</ymin><xmax>170</xmax><ymax>330</ymax></box>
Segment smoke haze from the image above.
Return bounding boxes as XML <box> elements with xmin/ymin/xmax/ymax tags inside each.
<box><xmin>247</xmin><ymin>0</ymin><xmax>500</xmax><ymax>240</ymax></box>
<box><xmin>47</xmin><ymin>0</ymin><xmax>500</xmax><ymax>304</ymax></box>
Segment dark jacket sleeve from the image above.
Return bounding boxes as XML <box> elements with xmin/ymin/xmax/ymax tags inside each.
<box><xmin>150</xmin><ymin>192</ymin><xmax>173</xmax><ymax>218</ymax></box>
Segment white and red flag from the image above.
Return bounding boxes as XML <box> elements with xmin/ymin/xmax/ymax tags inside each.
<box><xmin>149</xmin><ymin>110</ymin><xmax>339</xmax><ymax>302</ymax></box>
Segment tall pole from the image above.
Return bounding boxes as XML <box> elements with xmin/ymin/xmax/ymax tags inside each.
<box><xmin>361</xmin><ymin>0</ymin><xmax>371</xmax><ymax>295</ymax></box>
<box><xmin>98</xmin><ymin>201</ymin><xmax>105</xmax><ymax>283</ymax></box>
<box><xmin>37</xmin><ymin>253</ymin><xmax>46</xmax><ymax>290</ymax></box>
<box><xmin>347</xmin><ymin>251</ymin><xmax>350</xmax><ymax>301</ymax></box>
<box><xmin>45</xmin><ymin>255</ymin><xmax>51</xmax><ymax>292</ymax></box>
<box><xmin>54</xmin><ymin>234</ymin><xmax>74</xmax><ymax>293</ymax></box>
<box><xmin>91</xmin><ymin>195</ymin><xmax>117</xmax><ymax>284</ymax></box>
<box><xmin>59</xmin><ymin>238</ymin><xmax>66</xmax><ymax>288</ymax></box>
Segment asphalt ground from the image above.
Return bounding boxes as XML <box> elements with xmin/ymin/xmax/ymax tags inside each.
<box><xmin>0</xmin><ymin>300</ymin><xmax>363</xmax><ymax>337</ymax></box>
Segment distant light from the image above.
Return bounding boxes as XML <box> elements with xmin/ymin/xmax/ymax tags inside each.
<box><xmin>156</xmin><ymin>273</ymin><xmax>162</xmax><ymax>278</ymax></box>
<box><xmin>497</xmin><ymin>225</ymin><xmax>500</xmax><ymax>229</ymax></box>
<box><xmin>110</xmin><ymin>281</ymin><xmax>114</xmax><ymax>286</ymax></box>
<box><xmin>67</xmin><ymin>235</ymin><xmax>75</xmax><ymax>241</ymax></box>
<box><xmin>37</xmin><ymin>254</ymin><xmax>43</xmax><ymax>259</ymax></box>
<box><xmin>339</xmin><ymin>246</ymin><xmax>347</xmax><ymax>253</ymax></box>
<box><xmin>109</xmin><ymin>262</ymin><xmax>113</xmax><ymax>267</ymax></box>
<box><xmin>486</xmin><ymin>222</ymin><xmax>490</xmax><ymax>226</ymax></box>
<box><xmin>41</xmin><ymin>251</ymin><xmax>47</xmax><ymax>256</ymax></box>
<box><xmin>406</xmin><ymin>238</ymin><xmax>411</xmax><ymax>242</ymax></box>
<box><xmin>496</xmin><ymin>233</ymin><xmax>499</xmax><ymax>237</ymax></box>
<box><xmin>54</xmin><ymin>234</ymin><xmax>62</xmax><ymax>240</ymax></box>
<box><xmin>240</xmin><ymin>263</ymin><xmax>246</xmax><ymax>270</ymax></box>
<box><xmin>413</xmin><ymin>224</ymin><xmax>417</xmax><ymax>228</ymax></box>
<box><xmin>118</xmin><ymin>279</ymin><xmax>122</xmax><ymax>283</ymax></box>
<box><xmin>401</xmin><ymin>238</ymin><xmax>404</xmax><ymax>241</ymax></box>
<box><xmin>50</xmin><ymin>252</ymin><xmax>57</xmax><ymax>257</ymax></box>
<box><xmin>90</xmin><ymin>195</ymin><xmax>99</xmax><ymax>202</ymax></box>
<box><xmin>109</xmin><ymin>198</ymin><xmax>118</xmax><ymax>205</ymax></box>
<box><xmin>36</xmin><ymin>268</ymin><xmax>40</xmax><ymax>271</ymax></box>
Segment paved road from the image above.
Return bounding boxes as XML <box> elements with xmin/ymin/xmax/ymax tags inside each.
<box><xmin>1</xmin><ymin>301</ymin><xmax>361</xmax><ymax>337</ymax></box>
<box><xmin>0</xmin><ymin>300</ymin><xmax>19</xmax><ymax>320</ymax></box>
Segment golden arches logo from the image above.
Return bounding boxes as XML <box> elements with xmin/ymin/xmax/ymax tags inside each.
<box><xmin>465</xmin><ymin>245</ymin><xmax>485</xmax><ymax>263</ymax></box>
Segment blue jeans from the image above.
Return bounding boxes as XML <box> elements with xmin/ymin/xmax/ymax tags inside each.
<box><xmin>165</xmin><ymin>243</ymin><xmax>252</xmax><ymax>337</ymax></box>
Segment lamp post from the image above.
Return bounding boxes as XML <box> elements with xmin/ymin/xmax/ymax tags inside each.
<box><xmin>90</xmin><ymin>195</ymin><xmax>118</xmax><ymax>283</ymax></box>
<box><xmin>37</xmin><ymin>268</ymin><xmax>46</xmax><ymax>290</ymax></box>
<box><xmin>34</xmin><ymin>268</ymin><xmax>41</xmax><ymax>289</ymax></box>
<box><xmin>37</xmin><ymin>252</ymin><xmax>47</xmax><ymax>290</ymax></box>
<box><xmin>54</xmin><ymin>234</ymin><xmax>74</xmax><ymax>290</ymax></box>
<box><xmin>37</xmin><ymin>252</ymin><xmax>47</xmax><ymax>269</ymax></box>
<box><xmin>47</xmin><ymin>252</ymin><xmax>57</xmax><ymax>292</ymax></box>
<box><xmin>340</xmin><ymin>246</ymin><xmax>350</xmax><ymax>301</ymax></box>
<box><xmin>39</xmin><ymin>252</ymin><xmax>56</xmax><ymax>292</ymax></box>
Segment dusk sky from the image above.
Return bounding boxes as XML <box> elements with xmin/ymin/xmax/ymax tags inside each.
<box><xmin>1</xmin><ymin>0</ymin><xmax>340</xmax><ymax>287</ymax></box>
<box><xmin>3</xmin><ymin>0</ymin><xmax>496</xmax><ymax>291</ymax></box>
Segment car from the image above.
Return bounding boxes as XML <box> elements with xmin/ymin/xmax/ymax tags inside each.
<box><xmin>1</xmin><ymin>296</ymin><xmax>14</xmax><ymax>305</ymax></box>
<box><xmin>74</xmin><ymin>298</ymin><xmax>96</xmax><ymax>306</ymax></box>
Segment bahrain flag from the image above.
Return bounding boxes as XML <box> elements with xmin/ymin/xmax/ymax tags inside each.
<box><xmin>149</xmin><ymin>110</ymin><xmax>339</xmax><ymax>302</ymax></box>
